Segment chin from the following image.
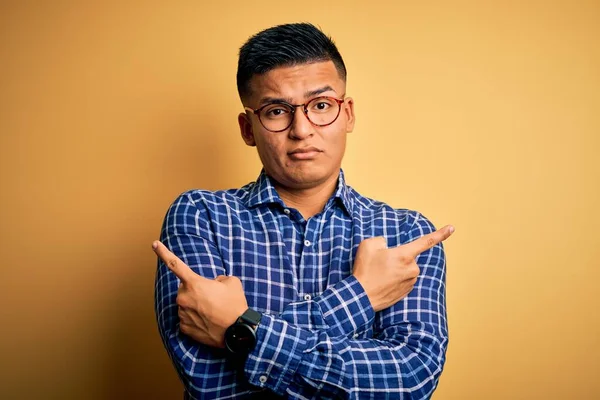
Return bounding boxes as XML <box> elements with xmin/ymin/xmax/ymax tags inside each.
<box><xmin>285</xmin><ymin>166</ymin><xmax>334</xmax><ymax>187</ymax></box>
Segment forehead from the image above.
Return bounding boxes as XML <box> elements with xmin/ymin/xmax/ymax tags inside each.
<box><xmin>248</xmin><ymin>61</ymin><xmax>345</xmax><ymax>103</ymax></box>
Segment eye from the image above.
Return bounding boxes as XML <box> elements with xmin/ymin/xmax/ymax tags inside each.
<box><xmin>263</xmin><ymin>105</ymin><xmax>290</xmax><ymax>119</ymax></box>
<box><xmin>309</xmin><ymin>98</ymin><xmax>335</xmax><ymax>113</ymax></box>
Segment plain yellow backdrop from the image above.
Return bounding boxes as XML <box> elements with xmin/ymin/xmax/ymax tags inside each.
<box><xmin>1</xmin><ymin>1</ymin><xmax>598</xmax><ymax>399</ymax></box>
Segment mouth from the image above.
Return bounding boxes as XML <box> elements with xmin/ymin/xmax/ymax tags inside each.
<box><xmin>288</xmin><ymin>146</ymin><xmax>323</xmax><ymax>160</ymax></box>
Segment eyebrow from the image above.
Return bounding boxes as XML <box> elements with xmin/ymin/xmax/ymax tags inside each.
<box><xmin>305</xmin><ymin>85</ymin><xmax>336</xmax><ymax>98</ymax></box>
<box><xmin>257</xmin><ymin>85</ymin><xmax>337</xmax><ymax>106</ymax></box>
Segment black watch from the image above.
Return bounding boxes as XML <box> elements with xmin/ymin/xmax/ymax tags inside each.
<box><xmin>224</xmin><ymin>308</ymin><xmax>262</xmax><ymax>357</ymax></box>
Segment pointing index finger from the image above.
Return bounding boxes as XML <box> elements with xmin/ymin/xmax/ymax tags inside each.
<box><xmin>403</xmin><ymin>225</ymin><xmax>455</xmax><ymax>258</ymax></box>
<box><xmin>152</xmin><ymin>241</ymin><xmax>196</xmax><ymax>283</ymax></box>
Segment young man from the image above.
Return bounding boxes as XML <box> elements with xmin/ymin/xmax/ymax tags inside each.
<box><xmin>153</xmin><ymin>23</ymin><xmax>454</xmax><ymax>399</ymax></box>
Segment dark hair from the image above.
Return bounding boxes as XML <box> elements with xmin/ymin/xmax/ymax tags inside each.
<box><xmin>236</xmin><ymin>23</ymin><xmax>347</xmax><ymax>101</ymax></box>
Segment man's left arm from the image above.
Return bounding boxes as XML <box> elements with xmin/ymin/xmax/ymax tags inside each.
<box><xmin>242</xmin><ymin>213</ymin><xmax>448</xmax><ymax>399</ymax></box>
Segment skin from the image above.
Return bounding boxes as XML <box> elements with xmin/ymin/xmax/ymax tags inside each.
<box><xmin>238</xmin><ymin>61</ymin><xmax>355</xmax><ymax>219</ymax></box>
<box><xmin>153</xmin><ymin>60</ymin><xmax>455</xmax><ymax>348</ymax></box>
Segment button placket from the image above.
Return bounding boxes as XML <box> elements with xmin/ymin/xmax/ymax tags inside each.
<box><xmin>300</xmin><ymin>216</ymin><xmax>322</xmax><ymax>297</ymax></box>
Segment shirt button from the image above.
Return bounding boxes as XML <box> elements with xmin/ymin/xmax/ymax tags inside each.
<box><xmin>353</xmin><ymin>333</ymin><xmax>359</xmax><ymax>339</ymax></box>
<box><xmin>283</xmin><ymin>208</ymin><xmax>290</xmax><ymax>215</ymax></box>
<box><xmin>304</xmin><ymin>240</ymin><xmax>311</xmax><ymax>246</ymax></box>
<box><xmin>259</xmin><ymin>375</ymin><xmax>268</xmax><ymax>384</ymax></box>
<box><xmin>304</xmin><ymin>294</ymin><xmax>312</xmax><ymax>301</ymax></box>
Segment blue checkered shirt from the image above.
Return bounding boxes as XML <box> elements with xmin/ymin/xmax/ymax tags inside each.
<box><xmin>155</xmin><ymin>170</ymin><xmax>448</xmax><ymax>399</ymax></box>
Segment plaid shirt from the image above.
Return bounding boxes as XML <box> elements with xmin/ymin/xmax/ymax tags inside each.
<box><xmin>155</xmin><ymin>170</ymin><xmax>448</xmax><ymax>399</ymax></box>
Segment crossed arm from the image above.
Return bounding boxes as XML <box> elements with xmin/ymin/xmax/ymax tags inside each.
<box><xmin>154</xmin><ymin>195</ymin><xmax>452</xmax><ymax>399</ymax></box>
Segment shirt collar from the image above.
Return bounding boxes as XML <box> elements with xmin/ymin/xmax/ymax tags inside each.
<box><xmin>245</xmin><ymin>169</ymin><xmax>284</xmax><ymax>208</ymax></box>
<box><xmin>331</xmin><ymin>169</ymin><xmax>354</xmax><ymax>216</ymax></box>
<box><xmin>245</xmin><ymin>169</ymin><xmax>354</xmax><ymax>216</ymax></box>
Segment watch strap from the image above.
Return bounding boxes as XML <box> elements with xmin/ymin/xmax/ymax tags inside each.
<box><xmin>239</xmin><ymin>308</ymin><xmax>262</xmax><ymax>327</ymax></box>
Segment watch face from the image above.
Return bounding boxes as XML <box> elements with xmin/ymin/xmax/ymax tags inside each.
<box><xmin>225</xmin><ymin>323</ymin><xmax>256</xmax><ymax>355</ymax></box>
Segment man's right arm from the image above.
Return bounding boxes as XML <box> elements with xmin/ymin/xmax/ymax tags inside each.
<box><xmin>154</xmin><ymin>193</ymin><xmax>377</xmax><ymax>396</ymax></box>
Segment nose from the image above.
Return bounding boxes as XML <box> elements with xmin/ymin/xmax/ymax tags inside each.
<box><xmin>288</xmin><ymin>107</ymin><xmax>314</xmax><ymax>140</ymax></box>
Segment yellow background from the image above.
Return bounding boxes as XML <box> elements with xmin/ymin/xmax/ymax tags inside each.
<box><xmin>1</xmin><ymin>1</ymin><xmax>598</xmax><ymax>399</ymax></box>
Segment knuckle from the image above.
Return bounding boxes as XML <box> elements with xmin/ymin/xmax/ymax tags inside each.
<box><xmin>168</xmin><ymin>259</ymin><xmax>178</xmax><ymax>269</ymax></box>
<box><xmin>223</xmin><ymin>275</ymin><xmax>242</xmax><ymax>287</ymax></box>
<box><xmin>398</xmin><ymin>252</ymin><xmax>412</xmax><ymax>264</ymax></box>
<box><xmin>410</xmin><ymin>262</ymin><xmax>420</xmax><ymax>277</ymax></box>
<box><xmin>426</xmin><ymin>237</ymin><xmax>435</xmax><ymax>248</ymax></box>
<box><xmin>412</xmin><ymin>267</ymin><xmax>420</xmax><ymax>278</ymax></box>
<box><xmin>232</xmin><ymin>277</ymin><xmax>244</xmax><ymax>289</ymax></box>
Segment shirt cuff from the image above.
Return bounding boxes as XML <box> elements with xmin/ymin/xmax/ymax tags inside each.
<box><xmin>314</xmin><ymin>275</ymin><xmax>375</xmax><ymax>338</ymax></box>
<box><xmin>244</xmin><ymin>314</ymin><xmax>311</xmax><ymax>395</ymax></box>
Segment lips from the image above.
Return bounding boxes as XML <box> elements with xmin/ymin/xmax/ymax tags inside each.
<box><xmin>288</xmin><ymin>146</ymin><xmax>323</xmax><ymax>160</ymax></box>
<box><xmin>289</xmin><ymin>146</ymin><xmax>322</xmax><ymax>155</ymax></box>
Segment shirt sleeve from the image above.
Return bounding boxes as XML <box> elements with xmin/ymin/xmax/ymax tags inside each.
<box><xmin>154</xmin><ymin>193</ymin><xmax>378</xmax><ymax>398</ymax></box>
<box><xmin>243</xmin><ymin>213</ymin><xmax>448</xmax><ymax>400</ymax></box>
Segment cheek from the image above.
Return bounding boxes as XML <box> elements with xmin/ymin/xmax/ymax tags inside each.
<box><xmin>255</xmin><ymin>135</ymin><xmax>286</xmax><ymax>161</ymax></box>
<box><xmin>334</xmin><ymin>136</ymin><xmax>347</xmax><ymax>159</ymax></box>
<box><xmin>322</xmin><ymin>127</ymin><xmax>347</xmax><ymax>154</ymax></box>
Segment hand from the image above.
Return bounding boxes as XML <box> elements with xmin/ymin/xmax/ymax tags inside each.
<box><xmin>352</xmin><ymin>225</ymin><xmax>454</xmax><ymax>312</ymax></box>
<box><xmin>152</xmin><ymin>241</ymin><xmax>248</xmax><ymax>348</ymax></box>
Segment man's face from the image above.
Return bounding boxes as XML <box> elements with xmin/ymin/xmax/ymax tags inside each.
<box><xmin>238</xmin><ymin>61</ymin><xmax>355</xmax><ymax>190</ymax></box>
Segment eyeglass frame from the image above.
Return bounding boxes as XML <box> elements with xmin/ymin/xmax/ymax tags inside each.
<box><xmin>244</xmin><ymin>96</ymin><xmax>346</xmax><ymax>133</ymax></box>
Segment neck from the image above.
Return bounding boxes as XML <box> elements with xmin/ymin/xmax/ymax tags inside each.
<box><xmin>274</xmin><ymin>173</ymin><xmax>339</xmax><ymax>219</ymax></box>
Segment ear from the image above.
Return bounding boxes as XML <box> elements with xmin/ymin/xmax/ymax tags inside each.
<box><xmin>238</xmin><ymin>112</ymin><xmax>256</xmax><ymax>147</ymax></box>
<box><xmin>343</xmin><ymin>97</ymin><xmax>355</xmax><ymax>133</ymax></box>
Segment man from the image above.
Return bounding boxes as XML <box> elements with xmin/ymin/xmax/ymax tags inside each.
<box><xmin>153</xmin><ymin>23</ymin><xmax>454</xmax><ymax>399</ymax></box>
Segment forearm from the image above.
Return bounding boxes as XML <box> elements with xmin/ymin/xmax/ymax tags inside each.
<box><xmin>277</xmin><ymin>275</ymin><xmax>375</xmax><ymax>337</ymax></box>
<box><xmin>245</xmin><ymin>313</ymin><xmax>446</xmax><ymax>399</ymax></box>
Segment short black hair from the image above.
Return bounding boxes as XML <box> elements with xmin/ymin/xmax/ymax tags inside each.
<box><xmin>236</xmin><ymin>23</ymin><xmax>347</xmax><ymax>101</ymax></box>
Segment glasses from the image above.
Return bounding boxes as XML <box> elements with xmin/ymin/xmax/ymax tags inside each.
<box><xmin>245</xmin><ymin>96</ymin><xmax>346</xmax><ymax>132</ymax></box>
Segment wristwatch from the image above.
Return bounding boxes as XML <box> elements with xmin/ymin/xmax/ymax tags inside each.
<box><xmin>225</xmin><ymin>308</ymin><xmax>262</xmax><ymax>357</ymax></box>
